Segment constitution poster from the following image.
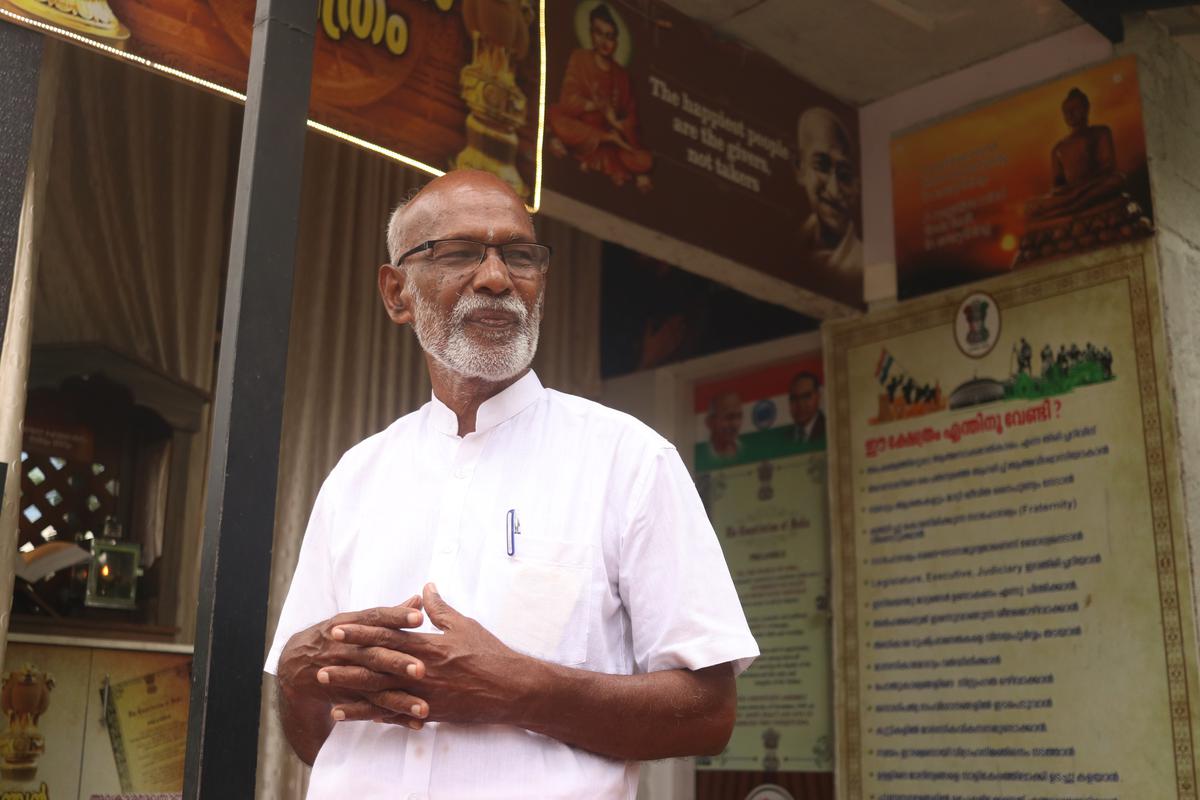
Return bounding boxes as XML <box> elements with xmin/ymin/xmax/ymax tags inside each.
<box><xmin>824</xmin><ymin>241</ymin><xmax>1200</xmax><ymax>799</ymax></box>
<box><xmin>693</xmin><ymin>358</ymin><xmax>835</xmax><ymax>798</ymax></box>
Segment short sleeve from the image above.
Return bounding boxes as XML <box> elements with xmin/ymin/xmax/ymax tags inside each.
<box><xmin>618</xmin><ymin>446</ymin><xmax>759</xmax><ymax>676</ymax></box>
<box><xmin>263</xmin><ymin>478</ymin><xmax>340</xmax><ymax>675</ymax></box>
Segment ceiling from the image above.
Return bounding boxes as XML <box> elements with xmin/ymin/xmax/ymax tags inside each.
<box><xmin>661</xmin><ymin>0</ymin><xmax>1085</xmax><ymax>105</ymax></box>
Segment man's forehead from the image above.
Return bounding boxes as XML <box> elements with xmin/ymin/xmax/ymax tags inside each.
<box><xmin>404</xmin><ymin>172</ymin><xmax>533</xmax><ymax>241</ymax></box>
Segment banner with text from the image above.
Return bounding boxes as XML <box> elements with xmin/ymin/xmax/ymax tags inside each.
<box><xmin>892</xmin><ymin>56</ymin><xmax>1152</xmax><ymax>298</ymax></box>
<box><xmin>693</xmin><ymin>357</ymin><xmax>834</xmax><ymax>796</ymax></box>
<box><xmin>545</xmin><ymin>1</ymin><xmax>862</xmax><ymax>308</ymax></box>
<box><xmin>0</xmin><ymin>641</ymin><xmax>191</xmax><ymax>799</ymax></box>
<box><xmin>824</xmin><ymin>241</ymin><xmax>1199</xmax><ymax>799</ymax></box>
<box><xmin>0</xmin><ymin>0</ymin><xmax>542</xmax><ymax>201</ymax></box>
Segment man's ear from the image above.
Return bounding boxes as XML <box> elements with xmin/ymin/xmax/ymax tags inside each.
<box><xmin>378</xmin><ymin>264</ymin><xmax>414</xmax><ymax>326</ymax></box>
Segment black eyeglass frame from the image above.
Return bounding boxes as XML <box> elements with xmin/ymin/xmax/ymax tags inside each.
<box><xmin>392</xmin><ymin>239</ymin><xmax>553</xmax><ymax>271</ymax></box>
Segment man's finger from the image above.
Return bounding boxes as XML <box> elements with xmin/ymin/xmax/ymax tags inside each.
<box><xmin>331</xmin><ymin>702</ymin><xmax>424</xmax><ymax>730</ymax></box>
<box><xmin>318</xmin><ymin>664</ymin><xmax>420</xmax><ymax>692</ymax></box>
<box><xmin>422</xmin><ymin>582</ymin><xmax>460</xmax><ymax>631</ymax></box>
<box><xmin>334</xmin><ymin>644</ymin><xmax>426</xmax><ymax>677</ymax></box>
<box><xmin>330</xmin><ymin>626</ymin><xmax>427</xmax><ymax>675</ymax></box>
<box><xmin>352</xmin><ymin>605</ymin><xmax>425</xmax><ymax>630</ymax></box>
<box><xmin>369</xmin><ymin>689</ymin><xmax>429</xmax><ymax>720</ymax></box>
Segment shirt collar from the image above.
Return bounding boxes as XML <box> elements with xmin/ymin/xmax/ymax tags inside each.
<box><xmin>428</xmin><ymin>370</ymin><xmax>545</xmax><ymax>437</ymax></box>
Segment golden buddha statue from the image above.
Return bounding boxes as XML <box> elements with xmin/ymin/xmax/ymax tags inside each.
<box><xmin>1026</xmin><ymin>88</ymin><xmax>1124</xmax><ymax>221</ymax></box>
<box><xmin>1014</xmin><ymin>86</ymin><xmax>1152</xmax><ymax>266</ymax></box>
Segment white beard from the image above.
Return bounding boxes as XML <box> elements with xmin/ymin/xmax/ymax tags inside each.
<box><xmin>410</xmin><ymin>286</ymin><xmax>543</xmax><ymax>381</ymax></box>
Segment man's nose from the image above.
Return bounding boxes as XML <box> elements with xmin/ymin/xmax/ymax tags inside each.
<box><xmin>471</xmin><ymin>248</ymin><xmax>515</xmax><ymax>294</ymax></box>
<box><xmin>824</xmin><ymin>174</ymin><xmax>842</xmax><ymax>200</ymax></box>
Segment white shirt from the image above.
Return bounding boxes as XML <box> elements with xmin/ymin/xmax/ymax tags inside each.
<box><xmin>265</xmin><ymin>371</ymin><xmax>758</xmax><ymax>800</ymax></box>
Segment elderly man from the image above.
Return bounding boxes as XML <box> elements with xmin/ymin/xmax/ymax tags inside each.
<box><xmin>265</xmin><ymin>170</ymin><xmax>757</xmax><ymax>798</ymax></box>
<box><xmin>796</xmin><ymin>107</ymin><xmax>862</xmax><ymax>274</ymax></box>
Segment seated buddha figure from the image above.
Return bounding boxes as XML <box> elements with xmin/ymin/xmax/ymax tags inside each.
<box><xmin>1026</xmin><ymin>88</ymin><xmax>1126</xmax><ymax>221</ymax></box>
<box><xmin>547</xmin><ymin>4</ymin><xmax>653</xmax><ymax>191</ymax></box>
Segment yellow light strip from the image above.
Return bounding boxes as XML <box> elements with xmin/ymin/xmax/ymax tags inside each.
<box><xmin>532</xmin><ymin>0</ymin><xmax>548</xmax><ymax>214</ymax></box>
<box><xmin>0</xmin><ymin>3</ymin><xmax>548</xmax><ymax>211</ymax></box>
<box><xmin>0</xmin><ymin>6</ymin><xmax>246</xmax><ymax>103</ymax></box>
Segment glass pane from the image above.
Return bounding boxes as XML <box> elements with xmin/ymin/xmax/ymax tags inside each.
<box><xmin>18</xmin><ymin>542</ymin><xmax>34</xmax><ymax>554</ymax></box>
<box><xmin>22</xmin><ymin>505</ymin><xmax>42</xmax><ymax>524</ymax></box>
<box><xmin>86</xmin><ymin>495</ymin><xmax>101</xmax><ymax>512</ymax></box>
<box><xmin>27</xmin><ymin>467</ymin><xmax>45</xmax><ymax>486</ymax></box>
<box><xmin>40</xmin><ymin>525</ymin><xmax>57</xmax><ymax>541</ymax></box>
<box><xmin>91</xmin><ymin>463</ymin><xmax>106</xmax><ymax>475</ymax></box>
<box><xmin>44</xmin><ymin>489</ymin><xmax>63</xmax><ymax>507</ymax></box>
<box><xmin>105</xmin><ymin>479</ymin><xmax>119</xmax><ymax>496</ymax></box>
<box><xmin>49</xmin><ymin>457</ymin><xmax>66</xmax><ymax>471</ymax></box>
<box><xmin>20</xmin><ymin>451</ymin><xmax>27</xmax><ymax>462</ymax></box>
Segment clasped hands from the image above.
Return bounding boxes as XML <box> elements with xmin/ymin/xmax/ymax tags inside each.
<box><xmin>278</xmin><ymin>583</ymin><xmax>525</xmax><ymax>730</ymax></box>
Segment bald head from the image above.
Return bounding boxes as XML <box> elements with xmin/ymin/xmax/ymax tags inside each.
<box><xmin>796</xmin><ymin>107</ymin><xmax>858</xmax><ymax>244</ymax></box>
<box><xmin>797</xmin><ymin>107</ymin><xmax>851</xmax><ymax>157</ymax></box>
<box><xmin>386</xmin><ymin>170</ymin><xmax>534</xmax><ymax>265</ymax></box>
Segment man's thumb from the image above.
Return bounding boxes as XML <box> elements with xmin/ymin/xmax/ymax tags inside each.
<box><xmin>423</xmin><ymin>583</ymin><xmax>457</xmax><ymax>630</ymax></box>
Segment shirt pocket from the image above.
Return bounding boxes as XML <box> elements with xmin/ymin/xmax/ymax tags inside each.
<box><xmin>476</xmin><ymin>537</ymin><xmax>593</xmax><ymax>667</ymax></box>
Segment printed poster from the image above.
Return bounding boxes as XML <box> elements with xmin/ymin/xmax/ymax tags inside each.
<box><xmin>545</xmin><ymin>1</ymin><xmax>863</xmax><ymax>308</ymax></box>
<box><xmin>692</xmin><ymin>357</ymin><xmax>834</xmax><ymax>789</ymax></box>
<box><xmin>0</xmin><ymin>640</ymin><xmax>191</xmax><ymax>800</ymax></box>
<box><xmin>0</xmin><ymin>0</ymin><xmax>544</xmax><ymax>201</ymax></box>
<box><xmin>824</xmin><ymin>241</ymin><xmax>1200</xmax><ymax>799</ymax></box>
<box><xmin>892</xmin><ymin>56</ymin><xmax>1153</xmax><ymax>298</ymax></box>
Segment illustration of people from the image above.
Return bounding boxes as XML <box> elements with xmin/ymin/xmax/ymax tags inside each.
<box><xmin>547</xmin><ymin>4</ymin><xmax>653</xmax><ymax>191</ymax></box>
<box><xmin>1016</xmin><ymin>337</ymin><xmax>1033</xmax><ymax>375</ymax></box>
<box><xmin>1057</xmin><ymin>345</ymin><xmax>1070</xmax><ymax>373</ymax></box>
<box><xmin>704</xmin><ymin>391</ymin><xmax>743</xmax><ymax>461</ymax></box>
<box><xmin>1100</xmin><ymin>347</ymin><xmax>1114</xmax><ymax>378</ymax></box>
<box><xmin>796</xmin><ymin>107</ymin><xmax>862</xmax><ymax>273</ymax></box>
<box><xmin>1025</xmin><ymin>87</ymin><xmax>1125</xmax><ymax>222</ymax></box>
<box><xmin>1041</xmin><ymin>343</ymin><xmax>1054</xmax><ymax>376</ymax></box>
<box><xmin>783</xmin><ymin>372</ymin><xmax>826</xmax><ymax>445</ymax></box>
<box><xmin>886</xmin><ymin>375</ymin><xmax>902</xmax><ymax>402</ymax></box>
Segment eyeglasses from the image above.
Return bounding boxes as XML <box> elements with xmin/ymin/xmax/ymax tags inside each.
<box><xmin>394</xmin><ymin>239</ymin><xmax>552</xmax><ymax>275</ymax></box>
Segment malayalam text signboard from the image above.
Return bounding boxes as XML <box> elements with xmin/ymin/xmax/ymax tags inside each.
<box><xmin>824</xmin><ymin>241</ymin><xmax>1199</xmax><ymax>799</ymax></box>
<box><xmin>0</xmin><ymin>0</ymin><xmax>545</xmax><ymax>203</ymax></box>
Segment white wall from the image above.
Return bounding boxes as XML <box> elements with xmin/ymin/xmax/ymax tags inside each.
<box><xmin>858</xmin><ymin>24</ymin><xmax>1113</xmax><ymax>281</ymax></box>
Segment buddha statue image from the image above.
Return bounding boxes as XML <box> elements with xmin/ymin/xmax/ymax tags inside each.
<box><xmin>1026</xmin><ymin>88</ymin><xmax>1124</xmax><ymax>220</ymax></box>
<box><xmin>1014</xmin><ymin>87</ymin><xmax>1152</xmax><ymax>266</ymax></box>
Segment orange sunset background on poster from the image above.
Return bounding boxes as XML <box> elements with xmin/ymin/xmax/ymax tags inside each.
<box><xmin>892</xmin><ymin>56</ymin><xmax>1150</xmax><ymax>298</ymax></box>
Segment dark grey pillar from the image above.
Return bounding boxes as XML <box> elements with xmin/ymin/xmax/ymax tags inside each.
<box><xmin>0</xmin><ymin>23</ymin><xmax>44</xmax><ymax>345</ymax></box>
<box><xmin>183</xmin><ymin>1</ymin><xmax>315</xmax><ymax>796</ymax></box>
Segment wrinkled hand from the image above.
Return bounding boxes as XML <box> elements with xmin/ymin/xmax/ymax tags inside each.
<box><xmin>322</xmin><ymin>583</ymin><xmax>530</xmax><ymax>727</ymax></box>
<box><xmin>275</xmin><ymin>595</ymin><xmax>428</xmax><ymax>727</ymax></box>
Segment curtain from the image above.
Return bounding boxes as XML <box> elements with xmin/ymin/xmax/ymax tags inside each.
<box><xmin>255</xmin><ymin>132</ymin><xmax>603</xmax><ymax>797</ymax></box>
<box><xmin>33</xmin><ymin>46</ymin><xmax>236</xmax><ymax>389</ymax></box>
<box><xmin>31</xmin><ymin>45</ymin><xmax>239</xmax><ymax>641</ymax></box>
<box><xmin>0</xmin><ymin>41</ymin><xmax>63</xmax><ymax>667</ymax></box>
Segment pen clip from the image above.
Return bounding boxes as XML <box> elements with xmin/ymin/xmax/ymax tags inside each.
<box><xmin>506</xmin><ymin>508</ymin><xmax>520</xmax><ymax>556</ymax></box>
